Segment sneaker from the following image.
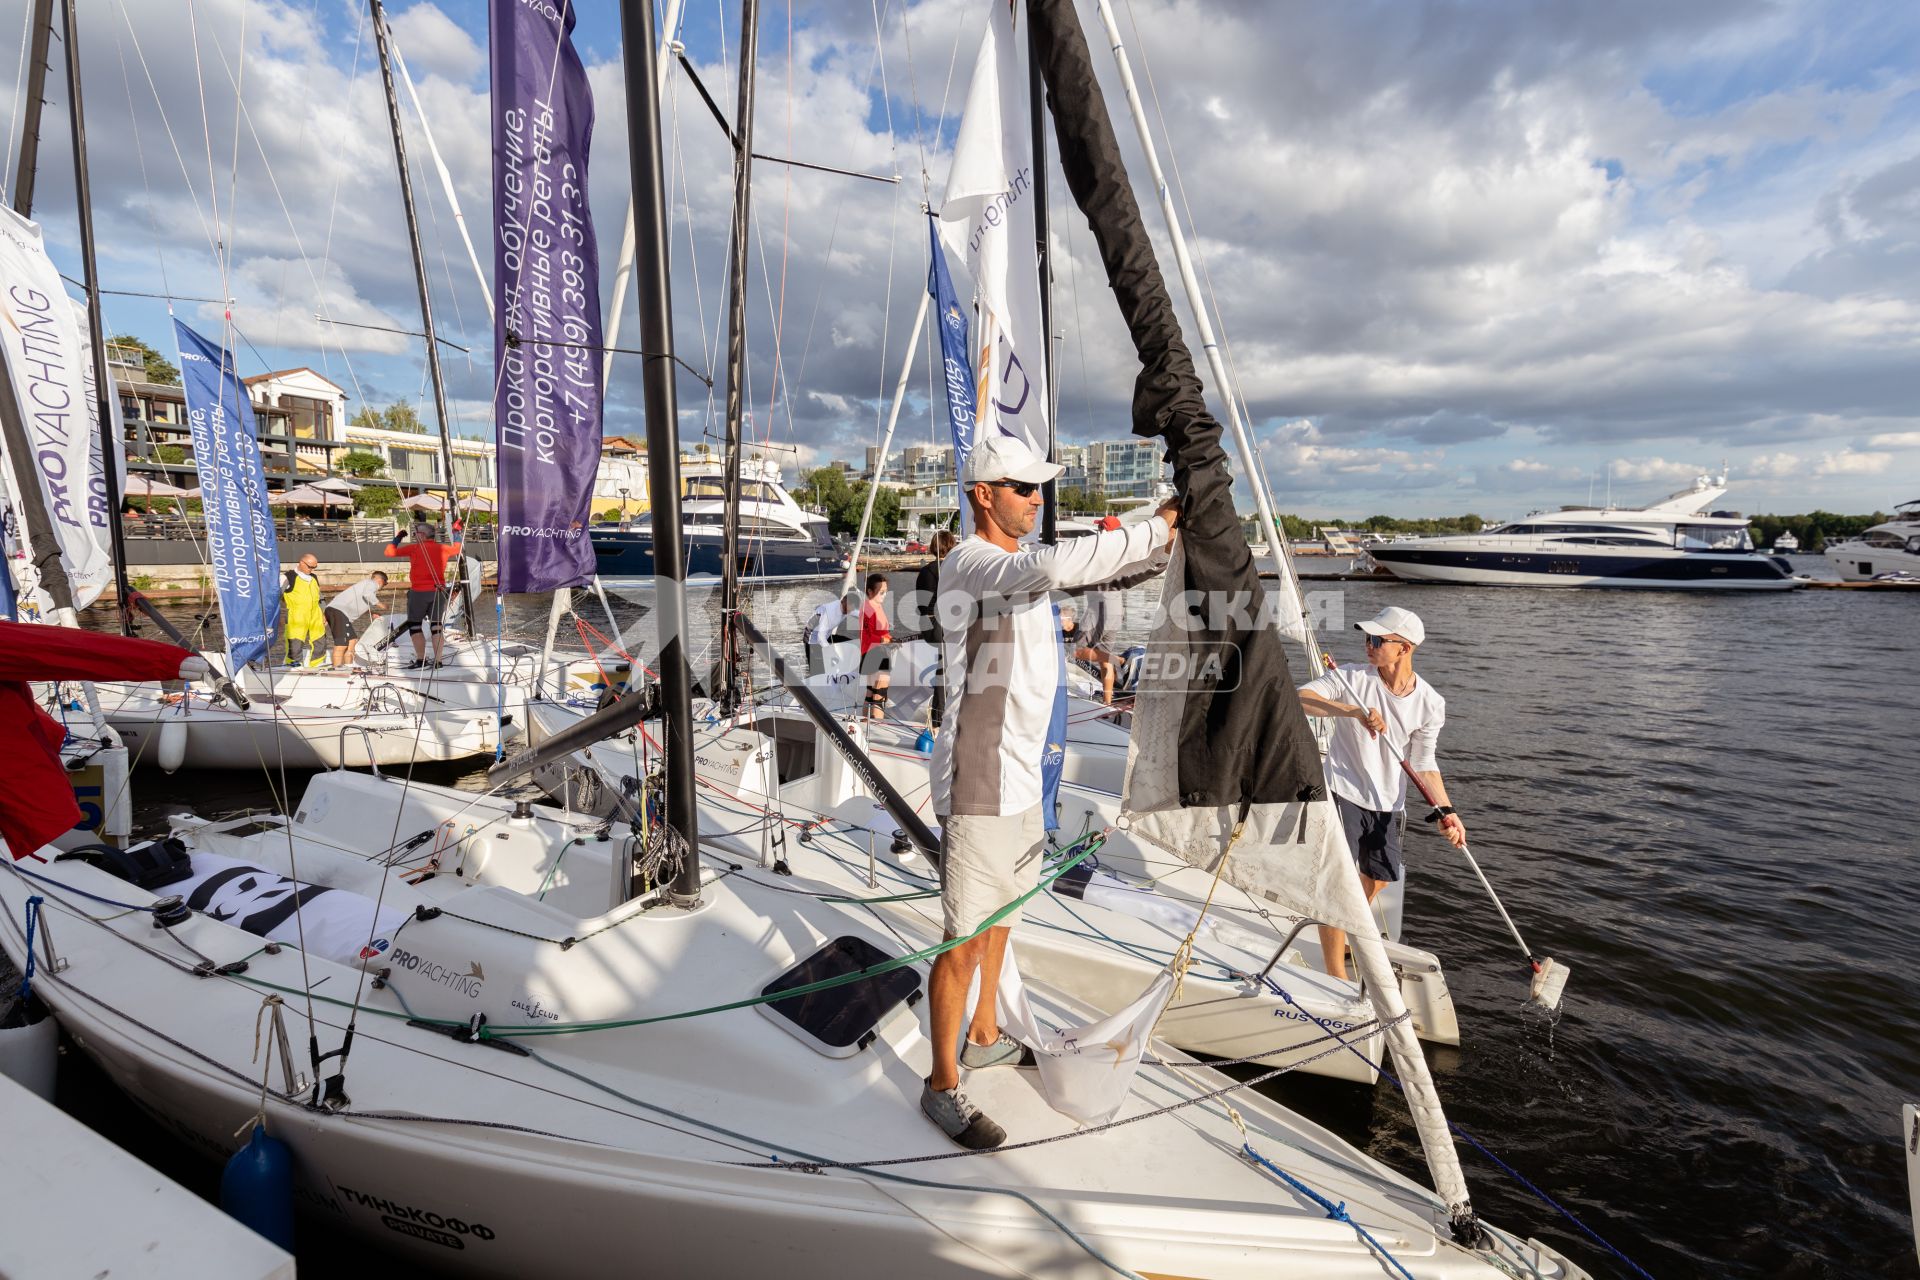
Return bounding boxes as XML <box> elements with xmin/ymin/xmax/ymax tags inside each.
<box><xmin>920</xmin><ymin>1079</ymin><xmax>1005</xmax><ymax>1150</ymax></box>
<box><xmin>960</xmin><ymin>1031</ymin><xmax>1036</xmax><ymax>1071</ymax></box>
<box><xmin>400</xmin><ymin>659</ymin><xmax>425</xmax><ymax>670</ymax></box>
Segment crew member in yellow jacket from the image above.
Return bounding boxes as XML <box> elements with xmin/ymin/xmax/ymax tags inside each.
<box><xmin>281</xmin><ymin>553</ymin><xmax>326</xmax><ymax>667</ymax></box>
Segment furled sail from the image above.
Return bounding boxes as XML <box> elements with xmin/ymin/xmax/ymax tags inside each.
<box><xmin>1026</xmin><ymin>0</ymin><xmax>1478</xmax><ymax>1231</ymax></box>
<box><xmin>490</xmin><ymin>0</ymin><xmax>602</xmax><ymax>595</ymax></box>
<box><xmin>937</xmin><ymin>0</ymin><xmax>1050</xmax><ymax>461</ymax></box>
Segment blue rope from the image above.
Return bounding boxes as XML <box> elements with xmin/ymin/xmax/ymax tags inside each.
<box><xmin>12</xmin><ymin>866</ymin><xmax>157</xmax><ymax>913</ymax></box>
<box><xmin>18</xmin><ymin>896</ymin><xmax>43</xmax><ymax>1003</ymax></box>
<box><xmin>1258</xmin><ymin>975</ymin><xmax>1657</xmax><ymax>1279</ymax></box>
<box><xmin>1240</xmin><ymin>1142</ymin><xmax>1417</xmax><ymax>1280</ymax></box>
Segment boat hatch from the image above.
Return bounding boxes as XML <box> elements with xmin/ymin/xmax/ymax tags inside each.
<box><xmin>751</xmin><ymin>715</ymin><xmax>818</xmax><ymax>784</ymax></box>
<box><xmin>758</xmin><ymin>935</ymin><xmax>923</xmax><ymax>1058</ymax></box>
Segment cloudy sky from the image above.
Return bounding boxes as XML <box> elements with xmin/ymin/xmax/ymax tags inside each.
<box><xmin>3</xmin><ymin>0</ymin><xmax>1915</xmax><ymax>518</ymax></box>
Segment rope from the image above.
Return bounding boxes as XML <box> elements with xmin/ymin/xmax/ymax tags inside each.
<box><xmin>1252</xmin><ymin>974</ymin><xmax>1659</xmax><ymax>1278</ymax></box>
<box><xmin>1240</xmin><ymin>1143</ymin><xmax>1418</xmax><ymax>1280</ymax></box>
<box><xmin>468</xmin><ymin>835</ymin><xmax>1105</xmax><ymax>1038</ymax></box>
<box><xmin>17</xmin><ymin>896</ymin><xmax>44</xmax><ymax>1003</ymax></box>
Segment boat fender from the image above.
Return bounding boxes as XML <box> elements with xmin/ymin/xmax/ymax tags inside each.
<box><xmin>221</xmin><ymin>1123</ymin><xmax>295</xmax><ymax>1250</ymax></box>
<box><xmin>156</xmin><ymin>703</ymin><xmax>189</xmax><ymax>773</ymax></box>
<box><xmin>56</xmin><ymin>838</ymin><xmax>193</xmax><ymax>891</ymax></box>
<box><xmin>914</xmin><ymin>727</ymin><xmax>935</xmax><ymax>753</ymax></box>
<box><xmin>0</xmin><ymin>992</ymin><xmax>58</xmax><ymax>1101</ymax></box>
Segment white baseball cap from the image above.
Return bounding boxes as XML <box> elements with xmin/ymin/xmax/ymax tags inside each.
<box><xmin>1354</xmin><ymin>605</ymin><xmax>1426</xmax><ymax>647</ymax></box>
<box><xmin>961</xmin><ymin>434</ymin><xmax>1064</xmax><ymax>486</ymax></box>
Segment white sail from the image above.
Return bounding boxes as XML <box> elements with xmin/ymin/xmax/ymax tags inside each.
<box><xmin>0</xmin><ymin>206</ymin><xmax>121</xmax><ymax>610</ymax></box>
<box><xmin>936</xmin><ymin>1</ymin><xmax>1050</xmax><ymax>458</ymax></box>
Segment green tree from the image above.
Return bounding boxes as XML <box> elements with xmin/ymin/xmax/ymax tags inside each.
<box><xmin>349</xmin><ymin>401</ymin><xmax>426</xmax><ymax>434</ymax></box>
<box><xmin>793</xmin><ymin>467</ymin><xmax>902</xmax><ymax>535</ymax></box>
<box><xmin>155</xmin><ymin>444</ymin><xmax>189</xmax><ymax>465</ymax></box>
<box><xmin>337</xmin><ymin>448</ymin><xmax>388</xmax><ymax>478</ymax></box>
<box><xmin>354</xmin><ymin>484</ymin><xmax>401</xmax><ymax>519</ymax></box>
<box><xmin>109</xmin><ymin>333</ymin><xmax>179</xmax><ymax>385</ymax></box>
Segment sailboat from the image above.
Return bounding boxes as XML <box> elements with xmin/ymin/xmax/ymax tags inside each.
<box><xmin>520</xmin><ymin>0</ymin><xmax>1468</xmax><ymax>1079</ymax></box>
<box><xmin>84</xmin><ymin>3</ymin><xmax>550</xmax><ymax>772</ymax></box>
<box><xmin>0</xmin><ymin>2</ymin><xmax>1593</xmax><ymax>1275</ymax></box>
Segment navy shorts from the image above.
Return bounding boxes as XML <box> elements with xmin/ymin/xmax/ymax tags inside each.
<box><xmin>1334</xmin><ymin>794</ymin><xmax>1405</xmax><ymax>883</ymax></box>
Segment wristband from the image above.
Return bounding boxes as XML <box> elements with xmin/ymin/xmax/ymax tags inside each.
<box><xmin>1423</xmin><ymin>805</ymin><xmax>1456</xmax><ymax>824</ymax></box>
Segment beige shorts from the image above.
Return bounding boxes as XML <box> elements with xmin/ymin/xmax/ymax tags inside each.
<box><xmin>938</xmin><ymin>805</ymin><xmax>1047</xmax><ymax>938</ymax></box>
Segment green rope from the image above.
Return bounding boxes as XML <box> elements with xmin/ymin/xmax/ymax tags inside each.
<box><xmin>479</xmin><ymin>834</ymin><xmax>1104</xmax><ymax>1039</ymax></box>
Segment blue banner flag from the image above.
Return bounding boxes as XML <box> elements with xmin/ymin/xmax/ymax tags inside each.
<box><xmin>174</xmin><ymin>319</ymin><xmax>280</xmax><ymax>666</ymax></box>
<box><xmin>489</xmin><ymin>0</ymin><xmax>602</xmax><ymax>595</ymax></box>
<box><xmin>928</xmin><ymin>216</ymin><xmax>979</xmax><ymax>493</ymax></box>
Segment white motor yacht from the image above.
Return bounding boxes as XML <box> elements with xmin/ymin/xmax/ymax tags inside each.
<box><xmin>1369</xmin><ymin>474</ymin><xmax>1798</xmax><ymax>590</ymax></box>
<box><xmin>1823</xmin><ymin>501</ymin><xmax>1920</xmax><ymax>581</ymax></box>
<box><xmin>589</xmin><ymin>456</ymin><xmax>843</xmax><ymax>583</ymax></box>
<box><xmin>1770</xmin><ymin>530</ymin><xmax>1800</xmax><ymax>554</ymax></box>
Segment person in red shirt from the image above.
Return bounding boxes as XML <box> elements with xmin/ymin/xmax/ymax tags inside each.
<box><xmin>858</xmin><ymin>572</ymin><xmax>893</xmax><ymax>720</ymax></box>
<box><xmin>383</xmin><ymin>520</ymin><xmax>462</xmax><ymax>668</ymax></box>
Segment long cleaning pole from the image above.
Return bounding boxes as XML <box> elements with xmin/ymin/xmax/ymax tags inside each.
<box><xmin>370</xmin><ymin>0</ymin><xmax>461</xmax><ymax>521</ymax></box>
<box><xmin>61</xmin><ymin>0</ymin><xmax>132</xmax><ymax>635</ymax></box>
<box><xmin>839</xmin><ymin>287</ymin><xmax>929</xmax><ymax>599</ymax></box>
<box><xmin>714</xmin><ymin>0</ymin><xmax>761</xmax><ymax>713</ymax></box>
<box><xmin>618</xmin><ymin>0</ymin><xmax>702</xmax><ymax>907</ymax></box>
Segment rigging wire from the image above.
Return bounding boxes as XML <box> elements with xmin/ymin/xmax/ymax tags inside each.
<box><xmin>2</xmin><ymin>0</ymin><xmax>31</xmax><ymax>205</ymax></box>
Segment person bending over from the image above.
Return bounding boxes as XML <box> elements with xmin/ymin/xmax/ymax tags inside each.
<box><xmin>1295</xmin><ymin>606</ymin><xmax>1466</xmax><ymax>983</ymax></box>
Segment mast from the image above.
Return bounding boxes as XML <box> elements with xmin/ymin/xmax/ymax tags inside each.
<box><xmin>1027</xmin><ymin>9</ymin><xmax>1057</xmax><ymax>543</ymax></box>
<box><xmin>602</xmin><ymin>0</ymin><xmax>687</xmax><ymax>394</ymax></box>
<box><xmin>618</xmin><ymin>0</ymin><xmax>702</xmax><ymax>907</ymax></box>
<box><xmin>370</xmin><ymin>0</ymin><xmax>460</xmax><ymax>520</ymax></box>
<box><xmin>10</xmin><ymin>0</ymin><xmax>54</xmax><ymax>215</ymax></box>
<box><xmin>0</xmin><ymin>0</ymin><xmax>76</xmax><ymax>622</ymax></box>
<box><xmin>715</xmin><ymin>0</ymin><xmax>760</xmax><ymax>712</ymax></box>
<box><xmin>60</xmin><ymin>0</ymin><xmax>132</xmax><ymax>635</ymax></box>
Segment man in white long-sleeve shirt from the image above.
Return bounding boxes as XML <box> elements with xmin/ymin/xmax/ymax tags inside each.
<box><xmin>920</xmin><ymin>434</ymin><xmax>1178</xmax><ymax>1149</ymax></box>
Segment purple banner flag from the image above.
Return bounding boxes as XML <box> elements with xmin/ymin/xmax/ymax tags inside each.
<box><xmin>490</xmin><ymin>0</ymin><xmax>602</xmax><ymax>594</ymax></box>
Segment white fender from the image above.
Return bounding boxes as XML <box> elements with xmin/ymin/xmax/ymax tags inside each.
<box><xmin>155</xmin><ymin>703</ymin><xmax>189</xmax><ymax>774</ymax></box>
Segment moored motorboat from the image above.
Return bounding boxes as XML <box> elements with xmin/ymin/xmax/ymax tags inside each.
<box><xmin>1370</xmin><ymin>474</ymin><xmax>1799</xmax><ymax>590</ymax></box>
<box><xmin>1823</xmin><ymin>500</ymin><xmax>1920</xmax><ymax>581</ymax></box>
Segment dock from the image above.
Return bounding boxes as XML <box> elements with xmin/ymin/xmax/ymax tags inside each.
<box><xmin>0</xmin><ymin>1069</ymin><xmax>295</xmax><ymax>1279</ymax></box>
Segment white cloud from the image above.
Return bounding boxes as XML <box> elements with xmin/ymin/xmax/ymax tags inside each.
<box><xmin>1610</xmin><ymin>457</ymin><xmax>1702</xmax><ymax>484</ymax></box>
<box><xmin>1743</xmin><ymin>452</ymin><xmax>1805</xmax><ymax>478</ymax></box>
<box><xmin>1814</xmin><ymin>448</ymin><xmax>1892</xmax><ymax>475</ymax></box>
<box><xmin>1867</xmin><ymin>432</ymin><xmax>1920</xmax><ymax>449</ymax></box>
<box><xmin>387</xmin><ymin>5</ymin><xmax>486</xmax><ymax>84</ymax></box>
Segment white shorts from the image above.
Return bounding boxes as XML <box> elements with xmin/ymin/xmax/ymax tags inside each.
<box><xmin>938</xmin><ymin>805</ymin><xmax>1046</xmax><ymax>938</ymax></box>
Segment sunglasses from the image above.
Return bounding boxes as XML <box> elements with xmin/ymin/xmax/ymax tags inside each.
<box><xmin>983</xmin><ymin>479</ymin><xmax>1041</xmax><ymax>498</ymax></box>
<box><xmin>1364</xmin><ymin>633</ymin><xmax>1405</xmax><ymax>649</ymax></box>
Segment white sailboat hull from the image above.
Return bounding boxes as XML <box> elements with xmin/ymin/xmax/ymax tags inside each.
<box><xmin>523</xmin><ymin>698</ymin><xmax>1460</xmax><ymax>1081</ymax></box>
<box><xmin>97</xmin><ymin>667</ymin><xmax>520</xmax><ymax>770</ymax></box>
<box><xmin>0</xmin><ymin>773</ymin><xmax>1584</xmax><ymax>1280</ymax></box>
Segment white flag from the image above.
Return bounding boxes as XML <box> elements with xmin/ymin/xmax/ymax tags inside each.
<box><xmin>937</xmin><ymin>0</ymin><xmax>1049</xmax><ymax>459</ymax></box>
<box><xmin>0</xmin><ymin>206</ymin><xmax>121</xmax><ymax>610</ymax></box>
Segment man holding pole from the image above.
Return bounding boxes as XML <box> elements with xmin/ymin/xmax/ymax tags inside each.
<box><xmin>921</xmin><ymin>436</ymin><xmax>1177</xmax><ymax>1149</ymax></box>
<box><xmin>1296</xmin><ymin>605</ymin><xmax>1466</xmax><ymax>982</ymax></box>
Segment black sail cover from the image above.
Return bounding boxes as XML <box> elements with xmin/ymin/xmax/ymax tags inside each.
<box><xmin>1029</xmin><ymin>0</ymin><xmax>1322</xmax><ymax>807</ymax></box>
